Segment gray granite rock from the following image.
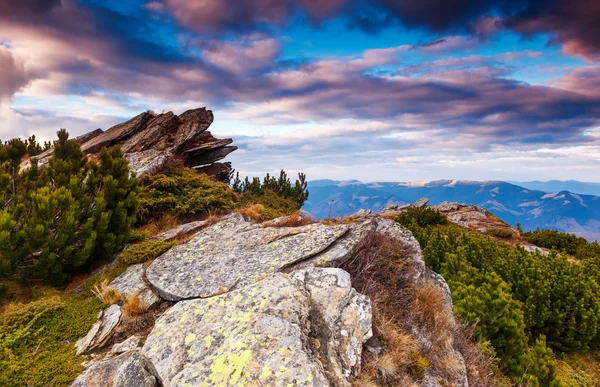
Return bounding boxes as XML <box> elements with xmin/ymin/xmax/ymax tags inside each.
<box><xmin>292</xmin><ymin>268</ymin><xmax>372</xmax><ymax>386</ymax></box>
<box><xmin>146</xmin><ymin>214</ymin><xmax>350</xmax><ymax>300</ymax></box>
<box><xmin>380</xmin><ymin>203</ymin><xmax>410</xmax><ymax>213</ymax></box>
<box><xmin>142</xmin><ymin>273</ymin><xmax>331</xmax><ymax>386</ymax></box>
<box><xmin>70</xmin><ymin>351</ymin><xmax>157</xmax><ymax>387</ymax></box>
<box><xmin>412</xmin><ymin>197</ymin><xmax>430</xmax><ymax>208</ymax></box>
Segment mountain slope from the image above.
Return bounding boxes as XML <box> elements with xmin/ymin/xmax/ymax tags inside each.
<box><xmin>303</xmin><ymin>180</ymin><xmax>600</xmax><ymax>241</ymax></box>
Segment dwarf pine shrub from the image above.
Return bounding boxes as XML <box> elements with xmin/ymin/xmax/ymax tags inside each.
<box><xmin>0</xmin><ymin>130</ymin><xmax>139</xmax><ymax>285</ymax></box>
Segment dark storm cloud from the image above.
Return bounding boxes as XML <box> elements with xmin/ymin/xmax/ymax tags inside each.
<box><xmin>154</xmin><ymin>0</ymin><xmax>600</xmax><ymax>60</ymax></box>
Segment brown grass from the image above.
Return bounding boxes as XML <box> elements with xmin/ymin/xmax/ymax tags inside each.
<box><xmin>264</xmin><ymin>211</ymin><xmax>314</xmax><ymax>228</ymax></box>
<box><xmin>204</xmin><ymin>210</ymin><xmax>222</xmax><ymax>226</ymax></box>
<box><xmin>412</xmin><ymin>282</ymin><xmax>454</xmax><ymax>349</ymax></box>
<box><xmin>91</xmin><ymin>279</ymin><xmax>122</xmax><ymax>305</ymax></box>
<box><xmin>342</xmin><ymin>231</ymin><xmax>506</xmax><ymax>386</ymax></box>
<box><xmin>122</xmin><ymin>293</ymin><xmax>148</xmax><ymax>318</ymax></box>
<box><xmin>140</xmin><ymin>214</ymin><xmax>181</xmax><ymax>236</ymax></box>
<box><xmin>454</xmin><ymin>325</ymin><xmax>511</xmax><ymax>387</ymax></box>
<box><xmin>238</xmin><ymin>203</ymin><xmax>266</xmax><ymax>222</ymax></box>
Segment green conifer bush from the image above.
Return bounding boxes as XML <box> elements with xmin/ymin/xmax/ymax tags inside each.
<box><xmin>0</xmin><ymin>130</ymin><xmax>139</xmax><ymax>284</ymax></box>
<box><xmin>403</xmin><ymin>220</ymin><xmax>599</xmax><ymax>385</ymax></box>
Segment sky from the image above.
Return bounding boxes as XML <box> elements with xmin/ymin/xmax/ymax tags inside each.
<box><xmin>1</xmin><ymin>0</ymin><xmax>600</xmax><ymax>182</ymax></box>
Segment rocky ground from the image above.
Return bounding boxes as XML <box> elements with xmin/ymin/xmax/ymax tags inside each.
<box><xmin>71</xmin><ymin>213</ymin><xmax>469</xmax><ymax>387</ymax></box>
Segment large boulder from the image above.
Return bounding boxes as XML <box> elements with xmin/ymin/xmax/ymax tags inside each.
<box><xmin>22</xmin><ymin>108</ymin><xmax>236</xmax><ymax>182</ymax></box>
<box><xmin>70</xmin><ymin>351</ymin><xmax>157</xmax><ymax>387</ymax></box>
<box><xmin>142</xmin><ymin>269</ymin><xmax>371</xmax><ymax>387</ymax></box>
<box><xmin>146</xmin><ymin>214</ymin><xmax>351</xmax><ymax>300</ymax></box>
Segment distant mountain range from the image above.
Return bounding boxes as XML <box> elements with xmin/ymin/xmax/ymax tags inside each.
<box><xmin>303</xmin><ymin>179</ymin><xmax>600</xmax><ymax>241</ymax></box>
<box><xmin>511</xmin><ymin>180</ymin><xmax>600</xmax><ymax>196</ymax></box>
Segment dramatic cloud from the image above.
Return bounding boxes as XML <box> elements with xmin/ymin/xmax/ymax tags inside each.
<box><xmin>154</xmin><ymin>0</ymin><xmax>600</xmax><ymax>59</ymax></box>
<box><xmin>0</xmin><ymin>47</ymin><xmax>30</xmax><ymax>102</ymax></box>
<box><xmin>1</xmin><ymin>0</ymin><xmax>599</xmax><ymax>181</ymax></box>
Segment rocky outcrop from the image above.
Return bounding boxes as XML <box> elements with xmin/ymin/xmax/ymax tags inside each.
<box><xmin>380</xmin><ymin>203</ymin><xmax>410</xmax><ymax>213</ymax></box>
<box><xmin>435</xmin><ymin>201</ymin><xmax>511</xmax><ymax>233</ymax></box>
<box><xmin>22</xmin><ymin>108</ymin><xmax>236</xmax><ymax>182</ymax></box>
<box><xmin>73</xmin><ymin>213</ymin><xmax>469</xmax><ymax>387</ymax></box>
<box><xmin>413</xmin><ymin>197</ymin><xmax>430</xmax><ymax>208</ymax></box>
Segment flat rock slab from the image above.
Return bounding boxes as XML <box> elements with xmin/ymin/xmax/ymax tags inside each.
<box><xmin>112</xmin><ymin>336</ymin><xmax>143</xmax><ymax>354</ymax></box>
<box><xmin>70</xmin><ymin>351</ymin><xmax>157</xmax><ymax>387</ymax></box>
<box><xmin>108</xmin><ymin>264</ymin><xmax>160</xmax><ymax>308</ymax></box>
<box><xmin>146</xmin><ymin>214</ymin><xmax>350</xmax><ymax>300</ymax></box>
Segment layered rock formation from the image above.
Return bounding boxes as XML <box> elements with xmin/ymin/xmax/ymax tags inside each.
<box><xmin>72</xmin><ymin>214</ymin><xmax>468</xmax><ymax>387</ymax></box>
<box><xmin>22</xmin><ymin>108</ymin><xmax>236</xmax><ymax>182</ymax></box>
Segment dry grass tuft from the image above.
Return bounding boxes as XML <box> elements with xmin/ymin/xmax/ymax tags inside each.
<box><xmin>264</xmin><ymin>211</ymin><xmax>313</xmax><ymax>228</ymax></box>
<box><xmin>239</xmin><ymin>203</ymin><xmax>266</xmax><ymax>222</ymax></box>
<box><xmin>122</xmin><ymin>293</ymin><xmax>148</xmax><ymax>318</ymax></box>
<box><xmin>140</xmin><ymin>214</ymin><xmax>181</xmax><ymax>236</ymax></box>
<box><xmin>412</xmin><ymin>282</ymin><xmax>454</xmax><ymax>349</ymax></box>
<box><xmin>204</xmin><ymin>210</ymin><xmax>222</xmax><ymax>225</ymax></box>
<box><xmin>91</xmin><ymin>279</ymin><xmax>121</xmax><ymax>305</ymax></box>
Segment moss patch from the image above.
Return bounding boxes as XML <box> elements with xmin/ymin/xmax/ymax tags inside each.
<box><xmin>0</xmin><ymin>292</ymin><xmax>102</xmax><ymax>386</ymax></box>
<box><xmin>119</xmin><ymin>239</ymin><xmax>175</xmax><ymax>266</ymax></box>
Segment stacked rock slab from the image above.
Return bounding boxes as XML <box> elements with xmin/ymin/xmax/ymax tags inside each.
<box><xmin>21</xmin><ymin>108</ymin><xmax>236</xmax><ymax>182</ymax></box>
<box><xmin>73</xmin><ymin>214</ymin><xmax>468</xmax><ymax>387</ymax></box>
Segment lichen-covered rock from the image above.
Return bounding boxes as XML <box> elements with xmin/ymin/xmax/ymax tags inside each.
<box><xmin>522</xmin><ymin>244</ymin><xmax>549</xmax><ymax>255</ymax></box>
<box><xmin>142</xmin><ymin>269</ymin><xmax>371</xmax><ymax>387</ymax></box>
<box><xmin>125</xmin><ymin>149</ymin><xmax>173</xmax><ymax>176</ymax></box>
<box><xmin>142</xmin><ymin>273</ymin><xmax>331</xmax><ymax>386</ymax></box>
<box><xmin>107</xmin><ymin>264</ymin><xmax>160</xmax><ymax>308</ymax></box>
<box><xmin>70</xmin><ymin>351</ymin><xmax>157</xmax><ymax>387</ymax></box>
<box><xmin>152</xmin><ymin>220</ymin><xmax>209</xmax><ymax>242</ymax></box>
<box><xmin>292</xmin><ymin>268</ymin><xmax>372</xmax><ymax>386</ymax></box>
<box><xmin>76</xmin><ymin>304</ymin><xmax>123</xmax><ymax>355</ymax></box>
<box><xmin>112</xmin><ymin>336</ymin><xmax>143</xmax><ymax>354</ymax></box>
<box><xmin>146</xmin><ymin>214</ymin><xmax>350</xmax><ymax>300</ymax></box>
